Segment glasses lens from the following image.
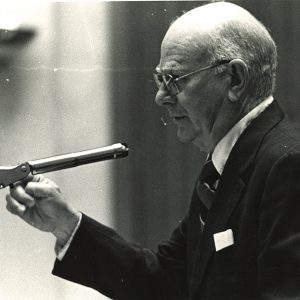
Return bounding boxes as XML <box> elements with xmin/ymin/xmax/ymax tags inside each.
<box><xmin>167</xmin><ymin>81</ymin><xmax>179</xmax><ymax>95</ymax></box>
<box><xmin>153</xmin><ymin>73</ymin><xmax>163</xmax><ymax>88</ymax></box>
<box><xmin>153</xmin><ymin>73</ymin><xmax>179</xmax><ymax>95</ymax></box>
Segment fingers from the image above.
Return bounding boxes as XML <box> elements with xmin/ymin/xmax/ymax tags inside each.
<box><xmin>6</xmin><ymin>175</ymin><xmax>61</xmax><ymax>219</ymax></box>
<box><xmin>6</xmin><ymin>194</ymin><xmax>27</xmax><ymax>216</ymax></box>
<box><xmin>10</xmin><ymin>183</ymin><xmax>35</xmax><ymax>208</ymax></box>
<box><xmin>31</xmin><ymin>174</ymin><xmax>48</xmax><ymax>183</ymax></box>
<box><xmin>8</xmin><ymin>175</ymin><xmax>60</xmax><ymax>207</ymax></box>
<box><xmin>6</xmin><ymin>175</ymin><xmax>42</xmax><ymax>216</ymax></box>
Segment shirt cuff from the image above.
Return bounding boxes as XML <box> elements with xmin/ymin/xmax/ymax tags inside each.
<box><xmin>55</xmin><ymin>212</ymin><xmax>82</xmax><ymax>261</ymax></box>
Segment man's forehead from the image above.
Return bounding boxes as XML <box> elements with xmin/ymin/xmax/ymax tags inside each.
<box><xmin>157</xmin><ymin>46</ymin><xmax>204</xmax><ymax>74</ymax></box>
<box><xmin>157</xmin><ymin>27</ymin><xmax>207</xmax><ymax>73</ymax></box>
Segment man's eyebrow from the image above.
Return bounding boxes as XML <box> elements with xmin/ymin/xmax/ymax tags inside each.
<box><xmin>155</xmin><ymin>66</ymin><xmax>161</xmax><ymax>73</ymax></box>
<box><xmin>155</xmin><ymin>66</ymin><xmax>181</xmax><ymax>75</ymax></box>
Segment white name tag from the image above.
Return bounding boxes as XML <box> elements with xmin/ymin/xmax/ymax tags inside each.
<box><xmin>213</xmin><ymin>229</ymin><xmax>234</xmax><ymax>251</ymax></box>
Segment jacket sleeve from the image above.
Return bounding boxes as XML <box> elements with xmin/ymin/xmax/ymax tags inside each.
<box><xmin>52</xmin><ymin>213</ymin><xmax>188</xmax><ymax>300</ymax></box>
<box><xmin>258</xmin><ymin>152</ymin><xmax>300</xmax><ymax>299</ymax></box>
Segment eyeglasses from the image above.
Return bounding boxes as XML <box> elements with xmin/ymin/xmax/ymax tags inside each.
<box><xmin>153</xmin><ymin>60</ymin><xmax>231</xmax><ymax>96</ymax></box>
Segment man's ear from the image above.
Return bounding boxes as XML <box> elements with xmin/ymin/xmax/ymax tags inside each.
<box><xmin>227</xmin><ymin>59</ymin><xmax>249</xmax><ymax>102</ymax></box>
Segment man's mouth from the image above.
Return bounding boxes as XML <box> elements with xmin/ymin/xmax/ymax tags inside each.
<box><xmin>174</xmin><ymin>116</ymin><xmax>186</xmax><ymax>121</ymax></box>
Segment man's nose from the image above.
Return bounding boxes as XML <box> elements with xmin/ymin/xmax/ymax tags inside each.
<box><xmin>155</xmin><ymin>86</ymin><xmax>177</xmax><ymax>106</ymax></box>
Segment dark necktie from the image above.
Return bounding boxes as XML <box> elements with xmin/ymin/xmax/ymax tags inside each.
<box><xmin>197</xmin><ymin>159</ymin><xmax>220</xmax><ymax>230</ymax></box>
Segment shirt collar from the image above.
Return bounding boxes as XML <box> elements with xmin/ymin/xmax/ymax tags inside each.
<box><xmin>212</xmin><ymin>95</ymin><xmax>274</xmax><ymax>175</ymax></box>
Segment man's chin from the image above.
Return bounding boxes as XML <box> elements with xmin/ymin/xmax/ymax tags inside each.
<box><xmin>177</xmin><ymin>130</ymin><xmax>193</xmax><ymax>143</ymax></box>
<box><xmin>177</xmin><ymin>130</ymin><xmax>205</xmax><ymax>150</ymax></box>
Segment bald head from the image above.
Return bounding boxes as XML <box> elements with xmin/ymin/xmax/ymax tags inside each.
<box><xmin>165</xmin><ymin>2</ymin><xmax>272</xmax><ymax>49</ymax></box>
<box><xmin>168</xmin><ymin>2</ymin><xmax>258</xmax><ymax>34</ymax></box>
<box><xmin>162</xmin><ymin>2</ymin><xmax>277</xmax><ymax>103</ymax></box>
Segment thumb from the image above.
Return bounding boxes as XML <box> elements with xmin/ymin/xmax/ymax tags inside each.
<box><xmin>25</xmin><ymin>181</ymin><xmax>60</xmax><ymax>198</ymax></box>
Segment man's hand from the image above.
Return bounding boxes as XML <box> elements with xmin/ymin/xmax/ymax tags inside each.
<box><xmin>6</xmin><ymin>175</ymin><xmax>80</xmax><ymax>246</ymax></box>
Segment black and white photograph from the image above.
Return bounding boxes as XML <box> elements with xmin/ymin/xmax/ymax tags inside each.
<box><xmin>0</xmin><ymin>1</ymin><xmax>300</xmax><ymax>299</ymax></box>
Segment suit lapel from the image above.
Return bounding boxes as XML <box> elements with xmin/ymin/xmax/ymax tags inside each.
<box><xmin>189</xmin><ymin>101</ymin><xmax>284</xmax><ymax>297</ymax></box>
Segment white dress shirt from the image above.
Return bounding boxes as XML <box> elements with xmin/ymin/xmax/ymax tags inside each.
<box><xmin>212</xmin><ymin>95</ymin><xmax>273</xmax><ymax>176</ymax></box>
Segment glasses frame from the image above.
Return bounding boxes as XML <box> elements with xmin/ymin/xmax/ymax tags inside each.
<box><xmin>153</xmin><ymin>59</ymin><xmax>231</xmax><ymax>96</ymax></box>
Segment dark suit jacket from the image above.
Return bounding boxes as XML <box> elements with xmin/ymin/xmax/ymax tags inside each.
<box><xmin>52</xmin><ymin>101</ymin><xmax>300</xmax><ymax>299</ymax></box>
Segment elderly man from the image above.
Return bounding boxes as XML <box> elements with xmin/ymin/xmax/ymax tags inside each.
<box><xmin>6</xmin><ymin>2</ymin><xmax>300</xmax><ymax>299</ymax></box>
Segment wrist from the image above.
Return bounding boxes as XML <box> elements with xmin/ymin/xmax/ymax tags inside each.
<box><xmin>53</xmin><ymin>209</ymin><xmax>81</xmax><ymax>247</ymax></box>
